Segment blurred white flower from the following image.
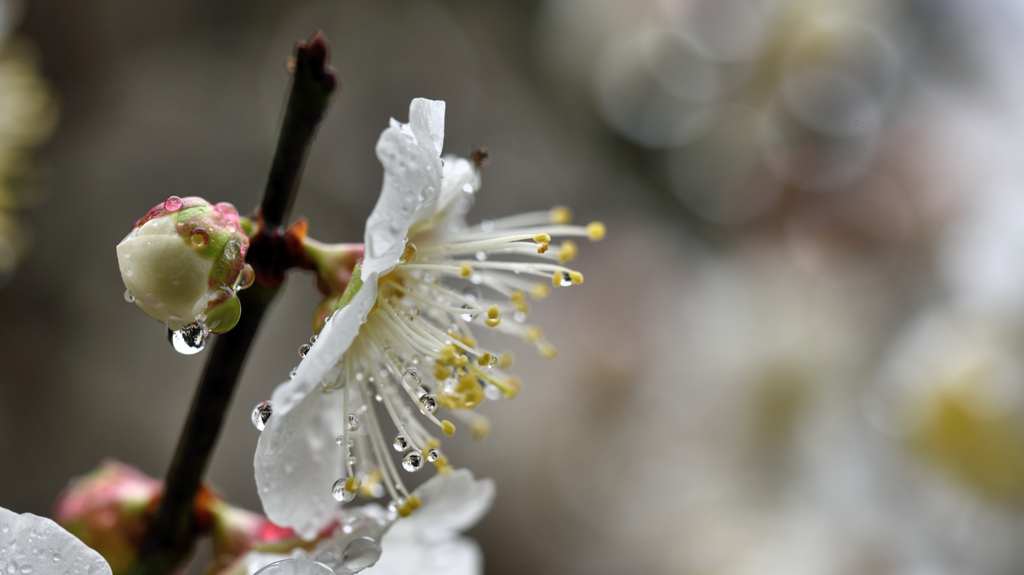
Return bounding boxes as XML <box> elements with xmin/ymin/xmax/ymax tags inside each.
<box><xmin>0</xmin><ymin>505</ymin><xmax>112</xmax><ymax>575</ymax></box>
<box><xmin>253</xmin><ymin>98</ymin><xmax>602</xmax><ymax>537</ymax></box>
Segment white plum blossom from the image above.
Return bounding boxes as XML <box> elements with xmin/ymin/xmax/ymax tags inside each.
<box><xmin>253</xmin><ymin>98</ymin><xmax>602</xmax><ymax>538</ymax></box>
<box><xmin>0</xmin><ymin>506</ymin><xmax>112</xmax><ymax>575</ymax></box>
<box><xmin>243</xmin><ymin>470</ymin><xmax>494</xmax><ymax>575</ymax></box>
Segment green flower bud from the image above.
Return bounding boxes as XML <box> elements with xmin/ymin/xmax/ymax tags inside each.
<box><xmin>116</xmin><ymin>197</ymin><xmax>252</xmax><ymax>346</ymax></box>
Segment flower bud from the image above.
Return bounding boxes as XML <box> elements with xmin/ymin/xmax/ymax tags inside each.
<box><xmin>52</xmin><ymin>461</ymin><xmax>162</xmax><ymax>575</ymax></box>
<box><xmin>116</xmin><ymin>196</ymin><xmax>251</xmax><ymax>334</ymax></box>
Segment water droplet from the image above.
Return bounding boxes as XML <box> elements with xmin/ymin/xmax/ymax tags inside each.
<box><xmin>402</xmin><ymin>369</ymin><xmax>421</xmax><ymax>387</ymax></box>
<box><xmin>513</xmin><ymin>311</ymin><xmax>527</xmax><ymax>323</ymax></box>
<box><xmin>123</xmin><ymin>290</ymin><xmax>135</xmax><ymax>303</ymax></box>
<box><xmin>475</xmin><ymin>251</ymin><xmax>487</xmax><ymax>261</ymax></box>
<box><xmin>124</xmin><ymin>266</ymin><xmax>133</xmax><ymax>277</ymax></box>
<box><xmin>299</xmin><ymin>343</ymin><xmax>311</xmax><ymax>358</ymax></box>
<box><xmin>393</xmin><ymin>434</ymin><xmax>409</xmax><ymax>451</ymax></box>
<box><xmin>402</xmin><ymin>450</ymin><xmax>424</xmax><ymax>472</ymax></box>
<box><xmin>470</xmin><ymin>274</ymin><xmax>484</xmax><ymax>285</ymax></box>
<box><xmin>419</xmin><ymin>394</ymin><xmax>440</xmax><ymax>415</ymax></box>
<box><xmin>310</xmin><ymin>334</ymin><xmax>318</xmax><ymax>344</ymax></box>
<box><xmin>480</xmin><ymin>220</ymin><xmax>494</xmax><ymax>232</ymax></box>
<box><xmin>164</xmin><ymin>196</ymin><xmax>183</xmax><ymax>211</ymax></box>
<box><xmin>347</xmin><ymin>413</ymin><xmax>360</xmax><ymax>432</ymax></box>
<box><xmin>332</xmin><ymin>478</ymin><xmax>355</xmax><ymax>502</ymax></box>
<box><xmin>251</xmin><ymin>401</ymin><xmax>273</xmax><ymax>431</ymax></box>
<box><xmin>560</xmin><ymin>271</ymin><xmax>573</xmax><ymax>286</ymax></box>
<box><xmin>348</xmin><ymin>454</ymin><xmax>357</xmax><ymax>466</ymax></box>
<box><xmin>460</xmin><ymin>304</ymin><xmax>476</xmax><ymax>322</ymax></box>
<box><xmin>426</xmin><ymin>448</ymin><xmax>440</xmax><ymax>462</ymax></box>
<box><xmin>290</xmin><ymin>367</ymin><xmax>298</xmax><ymax>378</ymax></box>
<box><xmin>189</xmin><ymin>228</ymin><xmax>209</xmax><ymax>248</ymax></box>
<box><xmin>20</xmin><ymin>564</ymin><xmax>32</xmax><ymax>574</ymax></box>
<box><xmin>335</xmin><ymin>435</ymin><xmax>349</xmax><ymax>446</ymax></box>
<box><xmin>484</xmin><ymin>384</ymin><xmax>502</xmax><ymax>401</ymax></box>
<box><xmin>50</xmin><ymin>555</ymin><xmax>59</xmax><ymax>563</ymax></box>
<box><xmin>167</xmin><ymin>321</ymin><xmax>209</xmax><ymax>355</ymax></box>
<box><xmin>236</xmin><ymin>264</ymin><xmax>255</xmax><ymax>291</ymax></box>
<box><xmin>374</xmin><ymin>393</ymin><xmax>383</xmax><ymax>403</ymax></box>
<box><xmin>341</xmin><ymin>537</ymin><xmax>382</xmax><ymax>572</ymax></box>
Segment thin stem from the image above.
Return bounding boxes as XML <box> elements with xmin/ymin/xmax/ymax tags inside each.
<box><xmin>130</xmin><ymin>32</ymin><xmax>338</xmax><ymax>575</ymax></box>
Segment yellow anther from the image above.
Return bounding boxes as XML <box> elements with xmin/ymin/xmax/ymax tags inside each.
<box><xmin>540</xmin><ymin>343</ymin><xmax>558</xmax><ymax>359</ymax></box>
<box><xmin>499</xmin><ymin>352</ymin><xmax>515</xmax><ymax>369</ymax></box>
<box><xmin>557</xmin><ymin>240</ymin><xmax>578</xmax><ymax>264</ymax></box>
<box><xmin>426</xmin><ymin>437</ymin><xmax>441</xmax><ymax>449</ymax></box>
<box><xmin>477</xmin><ymin>351</ymin><xmax>496</xmax><ymax>367</ymax></box>
<box><xmin>485</xmin><ymin>305</ymin><xmax>501</xmax><ymax>327</ymax></box>
<box><xmin>552</xmin><ymin>270</ymin><xmax>561</xmax><ymax>287</ymax></box>
<box><xmin>586</xmin><ymin>221</ymin><xmax>606</xmax><ymax>241</ymax></box>
<box><xmin>533</xmin><ymin>233</ymin><xmax>551</xmax><ymax>244</ymax></box>
<box><xmin>459</xmin><ymin>261</ymin><xmax>473</xmax><ymax>278</ymax></box>
<box><xmin>407</xmin><ymin>494</ymin><xmax>422</xmax><ymax>510</ymax></box>
<box><xmin>550</xmin><ymin>206</ymin><xmax>573</xmax><ymax>225</ymax></box>
<box><xmin>456</xmin><ymin>354</ymin><xmax>469</xmax><ymax>368</ymax></box>
<box><xmin>345</xmin><ymin>477</ymin><xmax>361</xmax><ymax>493</ymax></box>
<box><xmin>510</xmin><ymin>290</ymin><xmax>530</xmax><ymax>313</ymax></box>
<box><xmin>433</xmin><ymin>454</ymin><xmax>450</xmax><ymax>469</ymax></box>
<box><xmin>397</xmin><ymin>502</ymin><xmax>412</xmax><ymax>518</ymax></box>
<box><xmin>439</xmin><ymin>344</ymin><xmax>459</xmax><ymax>365</ymax></box>
<box><xmin>446</xmin><ymin>329</ymin><xmax>477</xmax><ymax>349</ymax></box>
<box><xmin>569</xmin><ymin>271</ymin><xmax>584</xmax><ymax>284</ymax></box>
<box><xmin>537</xmin><ymin>243</ymin><xmax>549</xmax><ymax>254</ymax></box>
<box><xmin>524</xmin><ymin>326</ymin><xmax>543</xmax><ymax>344</ymax></box>
<box><xmin>442</xmin><ymin>420</ymin><xmax>456</xmax><ymax>436</ymax></box>
<box><xmin>400</xmin><ymin>241</ymin><xmax>417</xmax><ymax>264</ymax></box>
<box><xmin>506</xmin><ymin>376</ymin><xmax>522</xmax><ymax>398</ymax></box>
<box><xmin>530</xmin><ymin>284</ymin><xmax>550</xmax><ymax>299</ymax></box>
<box><xmin>472</xmin><ymin>417</ymin><xmax>491</xmax><ymax>440</ymax></box>
<box><xmin>434</xmin><ymin>364</ymin><xmax>451</xmax><ymax>380</ymax></box>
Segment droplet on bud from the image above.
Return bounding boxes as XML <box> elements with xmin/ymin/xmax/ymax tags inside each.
<box><xmin>347</xmin><ymin>413</ymin><xmax>360</xmax><ymax>432</ymax></box>
<box><xmin>235</xmin><ymin>264</ymin><xmax>255</xmax><ymax>291</ymax></box>
<box><xmin>164</xmin><ymin>196</ymin><xmax>183</xmax><ymax>212</ymax></box>
<box><xmin>299</xmin><ymin>343</ymin><xmax>312</xmax><ymax>357</ymax></box>
<box><xmin>332</xmin><ymin>478</ymin><xmax>356</xmax><ymax>502</ymax></box>
<box><xmin>426</xmin><ymin>448</ymin><xmax>440</xmax><ymax>462</ymax></box>
<box><xmin>189</xmin><ymin>228</ymin><xmax>209</xmax><ymax>248</ymax></box>
<box><xmin>124</xmin><ymin>290</ymin><xmax>135</xmax><ymax>303</ymax></box>
<box><xmin>167</xmin><ymin>321</ymin><xmax>209</xmax><ymax>354</ymax></box>
<box><xmin>251</xmin><ymin>401</ymin><xmax>273</xmax><ymax>431</ymax></box>
<box><xmin>402</xmin><ymin>450</ymin><xmax>424</xmax><ymax>472</ymax></box>
<box><xmin>419</xmin><ymin>394</ymin><xmax>440</xmax><ymax>415</ymax></box>
<box><xmin>393</xmin><ymin>434</ymin><xmax>409</xmax><ymax>451</ymax></box>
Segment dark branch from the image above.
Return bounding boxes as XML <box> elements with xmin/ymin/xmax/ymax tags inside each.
<box><xmin>130</xmin><ymin>32</ymin><xmax>338</xmax><ymax>575</ymax></box>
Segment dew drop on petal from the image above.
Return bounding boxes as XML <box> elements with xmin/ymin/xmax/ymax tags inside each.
<box><xmin>347</xmin><ymin>414</ymin><xmax>360</xmax><ymax>432</ymax></box>
<box><xmin>402</xmin><ymin>450</ymin><xmax>424</xmax><ymax>472</ymax></box>
<box><xmin>299</xmin><ymin>344</ymin><xmax>311</xmax><ymax>358</ymax></box>
<box><xmin>167</xmin><ymin>321</ymin><xmax>209</xmax><ymax>355</ymax></box>
<box><xmin>310</xmin><ymin>334</ymin><xmax>318</xmax><ymax>344</ymax></box>
<box><xmin>332</xmin><ymin>478</ymin><xmax>355</xmax><ymax>502</ymax></box>
<box><xmin>123</xmin><ymin>290</ymin><xmax>135</xmax><ymax>303</ymax></box>
<box><xmin>402</xmin><ymin>369</ymin><xmax>421</xmax><ymax>387</ymax></box>
<box><xmin>251</xmin><ymin>401</ymin><xmax>273</xmax><ymax>431</ymax></box>
<box><xmin>426</xmin><ymin>448</ymin><xmax>440</xmax><ymax>462</ymax></box>
<box><xmin>340</xmin><ymin>537</ymin><xmax>382</xmax><ymax>572</ymax></box>
<box><xmin>164</xmin><ymin>196</ymin><xmax>183</xmax><ymax>211</ymax></box>
<box><xmin>419</xmin><ymin>394</ymin><xmax>440</xmax><ymax>415</ymax></box>
<box><xmin>20</xmin><ymin>565</ymin><xmax>32</xmax><ymax>574</ymax></box>
<box><xmin>393</xmin><ymin>434</ymin><xmax>408</xmax><ymax>451</ymax></box>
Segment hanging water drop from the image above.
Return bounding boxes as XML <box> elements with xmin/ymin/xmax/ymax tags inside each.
<box><xmin>347</xmin><ymin>413</ymin><xmax>360</xmax><ymax>432</ymax></box>
<box><xmin>251</xmin><ymin>401</ymin><xmax>273</xmax><ymax>431</ymax></box>
<box><xmin>123</xmin><ymin>290</ymin><xmax>135</xmax><ymax>303</ymax></box>
<box><xmin>167</xmin><ymin>321</ymin><xmax>209</xmax><ymax>355</ymax></box>
<box><xmin>461</xmin><ymin>305</ymin><xmax>475</xmax><ymax>322</ymax></box>
<box><xmin>393</xmin><ymin>434</ymin><xmax>409</xmax><ymax>451</ymax></box>
<box><xmin>402</xmin><ymin>450</ymin><xmax>424</xmax><ymax>472</ymax></box>
<box><xmin>236</xmin><ymin>264</ymin><xmax>255</xmax><ymax>291</ymax></box>
<box><xmin>332</xmin><ymin>478</ymin><xmax>355</xmax><ymax>502</ymax></box>
<box><xmin>419</xmin><ymin>394</ymin><xmax>440</xmax><ymax>415</ymax></box>
<box><xmin>560</xmin><ymin>271</ymin><xmax>573</xmax><ymax>286</ymax></box>
<box><xmin>310</xmin><ymin>334</ymin><xmax>318</xmax><ymax>344</ymax></box>
<box><xmin>340</xmin><ymin>537</ymin><xmax>382</xmax><ymax>572</ymax></box>
<box><xmin>299</xmin><ymin>343</ymin><xmax>311</xmax><ymax>357</ymax></box>
<box><xmin>402</xmin><ymin>369</ymin><xmax>421</xmax><ymax>387</ymax></box>
<box><xmin>426</xmin><ymin>448</ymin><xmax>440</xmax><ymax>463</ymax></box>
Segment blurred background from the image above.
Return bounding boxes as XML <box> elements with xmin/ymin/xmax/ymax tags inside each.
<box><xmin>3</xmin><ymin>0</ymin><xmax>1024</xmax><ymax>573</ymax></box>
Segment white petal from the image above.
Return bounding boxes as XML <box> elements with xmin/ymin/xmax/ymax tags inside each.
<box><xmin>361</xmin><ymin>536</ymin><xmax>481</xmax><ymax>575</ymax></box>
<box><xmin>254</xmin><ymin>559</ymin><xmax>335</xmax><ymax>575</ymax></box>
<box><xmin>255</xmin><ymin>388</ymin><xmax>347</xmax><ymax>539</ymax></box>
<box><xmin>389</xmin><ymin>470</ymin><xmax>495</xmax><ymax>543</ymax></box>
<box><xmin>438</xmin><ymin>155</ymin><xmax>480</xmax><ymax>212</ymax></box>
<box><xmin>0</xmin><ymin>507</ymin><xmax>111</xmax><ymax>575</ymax></box>
<box><xmin>271</xmin><ymin>271</ymin><xmax>379</xmax><ymax>416</ymax></box>
<box><xmin>364</xmin><ymin>98</ymin><xmax>445</xmax><ymax>276</ymax></box>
